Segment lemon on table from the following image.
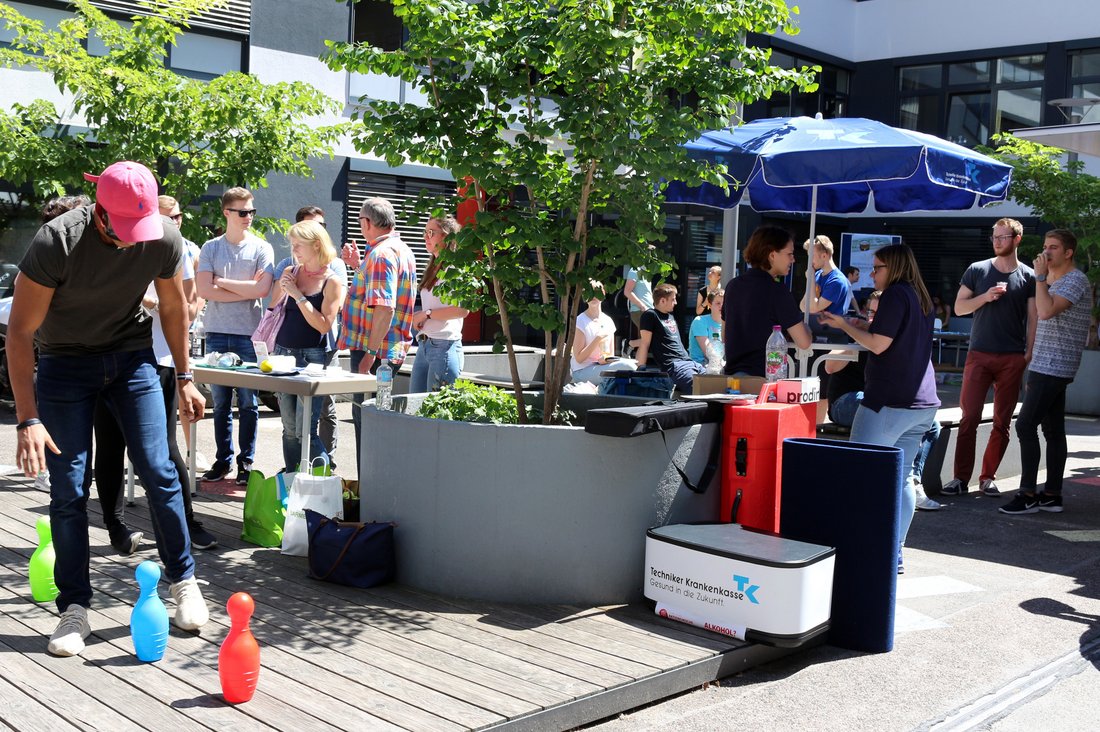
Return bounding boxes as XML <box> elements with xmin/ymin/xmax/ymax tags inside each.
<box><xmin>259</xmin><ymin>360</ymin><xmax>273</xmax><ymax>373</ymax></box>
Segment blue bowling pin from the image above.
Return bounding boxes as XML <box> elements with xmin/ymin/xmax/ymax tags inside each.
<box><xmin>130</xmin><ymin>561</ymin><xmax>169</xmax><ymax>662</ymax></box>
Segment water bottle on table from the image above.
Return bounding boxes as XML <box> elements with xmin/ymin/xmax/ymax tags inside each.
<box><xmin>376</xmin><ymin>358</ymin><xmax>393</xmax><ymax>410</ymax></box>
<box><xmin>765</xmin><ymin>325</ymin><xmax>788</xmax><ymax>383</ymax></box>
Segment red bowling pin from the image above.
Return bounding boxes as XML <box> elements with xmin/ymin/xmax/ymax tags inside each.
<box><xmin>219</xmin><ymin>592</ymin><xmax>260</xmax><ymax>703</ymax></box>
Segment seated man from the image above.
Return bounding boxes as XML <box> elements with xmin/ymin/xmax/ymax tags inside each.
<box><xmin>634</xmin><ymin>284</ymin><xmax>704</xmax><ymax>395</ymax></box>
<box><xmin>824</xmin><ymin>291</ymin><xmax>942</xmax><ymax>511</ymax></box>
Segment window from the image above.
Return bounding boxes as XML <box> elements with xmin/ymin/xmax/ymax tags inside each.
<box><xmin>760</xmin><ymin>50</ymin><xmax>850</xmax><ymax>120</ymax></box>
<box><xmin>354</xmin><ymin>0</ymin><xmax>404</xmax><ymax>52</ymax></box>
<box><xmin>0</xmin><ymin>2</ymin><xmax>70</xmax><ymax>50</ymax></box>
<box><xmin>897</xmin><ymin>53</ymin><xmax>1044</xmax><ymax>145</ymax></box>
<box><xmin>169</xmin><ymin>33</ymin><xmax>244</xmax><ymax>79</ymax></box>
<box><xmin>344</xmin><ymin>172</ymin><xmax>456</xmax><ymax>282</ymax></box>
<box><xmin>1071</xmin><ymin>49</ymin><xmax>1100</xmax><ymax>124</ymax></box>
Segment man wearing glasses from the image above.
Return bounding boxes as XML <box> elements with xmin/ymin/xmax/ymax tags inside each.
<box><xmin>942</xmin><ymin>218</ymin><xmax>1036</xmax><ymax>498</ymax></box>
<box><xmin>196</xmin><ymin>187</ymin><xmax>275</xmax><ymax>485</ymax></box>
<box><xmin>338</xmin><ymin>197</ymin><xmax>417</xmax><ymax>477</ymax></box>
<box><xmin>10</xmin><ymin>160</ymin><xmax>209</xmax><ymax>655</ymax></box>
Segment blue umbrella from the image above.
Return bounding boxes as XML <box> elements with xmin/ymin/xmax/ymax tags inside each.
<box><xmin>665</xmin><ymin>116</ymin><xmax>1014</xmax><ymax>369</ymax></box>
<box><xmin>666</xmin><ymin>115</ymin><xmax>1013</xmax><ymax>214</ymax></box>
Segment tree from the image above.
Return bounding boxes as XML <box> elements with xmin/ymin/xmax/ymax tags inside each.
<box><xmin>0</xmin><ymin>0</ymin><xmax>347</xmax><ymax>241</ymax></box>
<box><xmin>325</xmin><ymin>0</ymin><xmax>817</xmax><ymax>422</ymax></box>
<box><xmin>983</xmin><ymin>132</ymin><xmax>1100</xmax><ymax>347</ymax></box>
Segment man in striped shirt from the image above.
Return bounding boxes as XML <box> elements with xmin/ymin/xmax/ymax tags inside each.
<box><xmin>339</xmin><ymin>197</ymin><xmax>417</xmax><ymax>476</ymax></box>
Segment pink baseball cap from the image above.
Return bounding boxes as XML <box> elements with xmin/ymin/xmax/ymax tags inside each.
<box><xmin>83</xmin><ymin>161</ymin><xmax>163</xmax><ymax>242</ymax></box>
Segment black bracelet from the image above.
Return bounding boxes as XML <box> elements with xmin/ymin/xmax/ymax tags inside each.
<box><xmin>16</xmin><ymin>418</ymin><xmax>42</xmax><ymax>431</ymax></box>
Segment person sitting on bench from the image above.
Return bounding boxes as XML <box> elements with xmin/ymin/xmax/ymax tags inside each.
<box><xmin>634</xmin><ymin>284</ymin><xmax>704</xmax><ymax>395</ymax></box>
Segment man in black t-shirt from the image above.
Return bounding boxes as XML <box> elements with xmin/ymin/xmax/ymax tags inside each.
<box><xmin>635</xmin><ymin>284</ymin><xmax>704</xmax><ymax>394</ymax></box>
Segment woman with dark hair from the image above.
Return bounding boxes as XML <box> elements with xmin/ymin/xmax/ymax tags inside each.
<box><xmin>820</xmin><ymin>243</ymin><xmax>940</xmax><ymax>572</ymax></box>
<box><xmin>410</xmin><ymin>215</ymin><xmax>469</xmax><ymax>392</ymax></box>
<box><xmin>722</xmin><ymin>225</ymin><xmax>812</xmax><ymax>376</ymax></box>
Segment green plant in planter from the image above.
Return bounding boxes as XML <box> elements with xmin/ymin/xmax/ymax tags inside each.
<box><xmin>324</xmin><ymin>0</ymin><xmax>817</xmax><ymax>423</ymax></box>
<box><xmin>417</xmin><ymin>380</ymin><xmax>523</xmax><ymax>424</ymax></box>
<box><xmin>416</xmin><ymin>380</ymin><xmax>576</xmax><ymax>425</ymax></box>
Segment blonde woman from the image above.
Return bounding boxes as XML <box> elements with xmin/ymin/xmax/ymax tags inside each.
<box><xmin>696</xmin><ymin>265</ymin><xmax>722</xmax><ymax>315</ymax></box>
<box><xmin>269</xmin><ymin>220</ymin><xmax>346</xmax><ymax>471</ymax></box>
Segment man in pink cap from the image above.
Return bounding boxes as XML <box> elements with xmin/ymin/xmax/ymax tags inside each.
<box><xmin>9</xmin><ymin>160</ymin><xmax>210</xmax><ymax>657</ymax></box>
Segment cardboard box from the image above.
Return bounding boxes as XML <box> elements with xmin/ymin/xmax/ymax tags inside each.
<box><xmin>645</xmin><ymin>523</ymin><xmax>835</xmax><ymax>647</ymax></box>
<box><xmin>693</xmin><ymin>374</ymin><xmax>766</xmax><ymax>397</ymax></box>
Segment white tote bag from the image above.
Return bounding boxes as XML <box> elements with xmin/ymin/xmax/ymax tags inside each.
<box><xmin>282</xmin><ymin>463</ymin><xmax>343</xmax><ymax>556</ymax></box>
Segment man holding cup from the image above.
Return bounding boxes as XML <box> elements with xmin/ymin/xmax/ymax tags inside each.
<box><xmin>942</xmin><ymin>218</ymin><xmax>1036</xmax><ymax>497</ymax></box>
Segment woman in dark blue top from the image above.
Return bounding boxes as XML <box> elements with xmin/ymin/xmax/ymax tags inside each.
<box><xmin>820</xmin><ymin>243</ymin><xmax>940</xmax><ymax>572</ymax></box>
<box><xmin>270</xmin><ymin>220</ymin><xmax>347</xmax><ymax>472</ymax></box>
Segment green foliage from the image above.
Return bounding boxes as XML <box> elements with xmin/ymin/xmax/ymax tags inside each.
<box><xmin>415</xmin><ymin>379</ymin><xmax>577</xmax><ymax>424</ymax></box>
<box><xmin>416</xmin><ymin>380</ymin><xmax>522</xmax><ymax>424</ymax></box>
<box><xmin>324</xmin><ymin>0</ymin><xmax>816</xmax><ymax>422</ymax></box>
<box><xmin>982</xmin><ymin>133</ymin><xmax>1100</xmax><ymax>342</ymax></box>
<box><xmin>0</xmin><ymin>0</ymin><xmax>348</xmax><ymax>240</ymax></box>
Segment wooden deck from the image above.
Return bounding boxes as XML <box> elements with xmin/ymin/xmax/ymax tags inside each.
<box><xmin>0</xmin><ymin>473</ymin><xmax>797</xmax><ymax>731</ymax></box>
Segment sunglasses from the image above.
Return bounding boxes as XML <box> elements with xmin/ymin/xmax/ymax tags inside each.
<box><xmin>226</xmin><ymin>208</ymin><xmax>257</xmax><ymax>218</ymax></box>
<box><xmin>169</xmin><ymin>213</ymin><xmax>184</xmax><ymax>222</ymax></box>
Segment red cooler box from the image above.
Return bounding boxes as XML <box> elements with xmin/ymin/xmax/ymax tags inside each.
<box><xmin>721</xmin><ymin>402</ymin><xmax>815</xmax><ymax>531</ymax></box>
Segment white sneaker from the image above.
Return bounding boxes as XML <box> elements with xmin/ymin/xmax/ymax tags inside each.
<box><xmin>47</xmin><ymin>605</ymin><xmax>90</xmax><ymax>657</ymax></box>
<box><xmin>170</xmin><ymin>576</ymin><xmax>209</xmax><ymax>631</ymax></box>
<box><xmin>34</xmin><ymin>470</ymin><xmax>50</xmax><ymax>491</ymax></box>
<box><xmin>980</xmin><ymin>478</ymin><xmax>1001</xmax><ymax>496</ymax></box>
<box><xmin>914</xmin><ymin>486</ymin><xmax>943</xmax><ymax>511</ymax></box>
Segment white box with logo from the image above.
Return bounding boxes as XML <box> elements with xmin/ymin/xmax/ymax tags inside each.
<box><xmin>644</xmin><ymin>523</ymin><xmax>835</xmax><ymax>647</ymax></box>
<box><xmin>777</xmin><ymin>377</ymin><xmax>820</xmax><ymax>405</ymax></box>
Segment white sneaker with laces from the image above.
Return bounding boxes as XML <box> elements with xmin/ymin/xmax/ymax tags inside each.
<box><xmin>914</xmin><ymin>485</ymin><xmax>943</xmax><ymax>511</ymax></box>
<box><xmin>170</xmin><ymin>576</ymin><xmax>209</xmax><ymax>631</ymax></box>
<box><xmin>47</xmin><ymin>605</ymin><xmax>90</xmax><ymax>657</ymax></box>
<box><xmin>34</xmin><ymin>470</ymin><xmax>50</xmax><ymax>491</ymax></box>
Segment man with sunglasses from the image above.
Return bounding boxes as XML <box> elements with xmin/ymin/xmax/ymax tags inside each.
<box><xmin>196</xmin><ymin>187</ymin><xmax>275</xmax><ymax>485</ymax></box>
<box><xmin>9</xmin><ymin>160</ymin><xmax>210</xmax><ymax>655</ymax></box>
<box><xmin>942</xmin><ymin>218</ymin><xmax>1036</xmax><ymax>498</ymax></box>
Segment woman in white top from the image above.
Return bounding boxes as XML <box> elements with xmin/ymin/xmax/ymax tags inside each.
<box><xmin>410</xmin><ymin>216</ymin><xmax>469</xmax><ymax>392</ymax></box>
<box><xmin>570</xmin><ymin>282</ymin><xmax>637</xmax><ymax>384</ymax></box>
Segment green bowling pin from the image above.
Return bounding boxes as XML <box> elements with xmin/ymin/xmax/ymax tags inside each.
<box><xmin>29</xmin><ymin>515</ymin><xmax>59</xmax><ymax>602</ymax></box>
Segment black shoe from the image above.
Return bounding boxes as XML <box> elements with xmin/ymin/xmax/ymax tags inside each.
<box><xmin>108</xmin><ymin>524</ymin><xmax>142</xmax><ymax>556</ymax></box>
<box><xmin>201</xmin><ymin>460</ymin><xmax>231</xmax><ymax>482</ymax></box>
<box><xmin>999</xmin><ymin>493</ymin><xmax>1039</xmax><ymax>515</ymax></box>
<box><xmin>188</xmin><ymin>522</ymin><xmax>218</xmax><ymax>550</ymax></box>
<box><xmin>1037</xmin><ymin>493</ymin><xmax>1064</xmax><ymax>513</ymax></box>
<box><xmin>235</xmin><ymin>463</ymin><xmax>252</xmax><ymax>486</ymax></box>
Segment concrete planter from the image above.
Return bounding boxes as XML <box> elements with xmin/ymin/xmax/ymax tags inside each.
<box><xmin>360</xmin><ymin>393</ymin><xmax>720</xmax><ymax>605</ymax></box>
<box><xmin>1066</xmin><ymin>349</ymin><xmax>1100</xmax><ymax>416</ymax></box>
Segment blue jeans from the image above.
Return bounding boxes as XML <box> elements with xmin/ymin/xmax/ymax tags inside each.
<box><xmin>1016</xmin><ymin>371</ymin><xmax>1073</xmax><ymax>495</ymax></box>
<box><xmin>37</xmin><ymin>349</ymin><xmax>194</xmax><ymax>611</ymax></box>
<box><xmin>850</xmin><ymin>403</ymin><xmax>939</xmax><ymax>551</ymax></box>
<box><xmin>409</xmin><ymin>337</ymin><xmax>463</xmax><ymax>393</ymax></box>
<box><xmin>204</xmin><ymin>332</ymin><xmax>258</xmax><ymax>466</ymax></box>
<box><xmin>829</xmin><ymin>390</ymin><xmax>863</xmax><ymax>427</ymax></box>
<box><xmin>274</xmin><ymin>344</ymin><xmax>332</xmax><ymax>472</ymax></box>
<box><xmin>913</xmin><ymin>419</ymin><xmax>941</xmax><ymax>482</ymax></box>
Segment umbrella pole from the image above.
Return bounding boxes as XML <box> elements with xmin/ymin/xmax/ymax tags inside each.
<box><xmin>798</xmin><ymin>185</ymin><xmax>819</xmax><ymax>378</ymax></box>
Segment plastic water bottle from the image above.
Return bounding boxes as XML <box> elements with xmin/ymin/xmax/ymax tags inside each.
<box><xmin>191</xmin><ymin>315</ymin><xmax>204</xmax><ymax>359</ymax></box>
<box><xmin>765</xmin><ymin>325</ymin><xmax>788</xmax><ymax>383</ymax></box>
<box><xmin>376</xmin><ymin>358</ymin><xmax>393</xmax><ymax>410</ymax></box>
